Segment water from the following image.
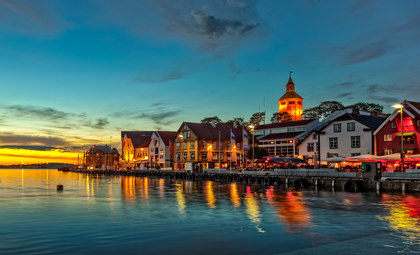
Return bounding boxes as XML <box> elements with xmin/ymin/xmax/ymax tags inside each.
<box><xmin>0</xmin><ymin>169</ymin><xmax>419</xmax><ymax>255</ymax></box>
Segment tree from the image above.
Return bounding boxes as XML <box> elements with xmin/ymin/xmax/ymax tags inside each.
<box><xmin>347</xmin><ymin>102</ymin><xmax>383</xmax><ymax>113</ymax></box>
<box><xmin>201</xmin><ymin>116</ymin><xmax>222</xmax><ymax>125</ymax></box>
<box><xmin>303</xmin><ymin>101</ymin><xmax>344</xmax><ymax>120</ymax></box>
<box><xmin>248</xmin><ymin>112</ymin><xmax>265</xmax><ymax>126</ymax></box>
<box><xmin>224</xmin><ymin>117</ymin><xmax>247</xmax><ymax>127</ymax></box>
<box><xmin>271</xmin><ymin>112</ymin><xmax>292</xmax><ymax>123</ymax></box>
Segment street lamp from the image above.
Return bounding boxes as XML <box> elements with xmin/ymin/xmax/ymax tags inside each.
<box><xmin>392</xmin><ymin>104</ymin><xmax>404</xmax><ymax>172</ymax></box>
<box><xmin>179</xmin><ymin>134</ymin><xmax>184</xmax><ymax>170</ymax></box>
<box><xmin>248</xmin><ymin>125</ymin><xmax>255</xmax><ymax>170</ymax></box>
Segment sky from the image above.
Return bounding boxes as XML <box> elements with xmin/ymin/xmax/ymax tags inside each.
<box><xmin>0</xmin><ymin>0</ymin><xmax>419</xmax><ymax>165</ymax></box>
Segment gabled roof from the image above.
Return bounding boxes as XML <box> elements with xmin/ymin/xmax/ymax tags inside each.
<box><xmin>318</xmin><ymin>113</ymin><xmax>387</xmax><ymax>132</ymax></box>
<box><xmin>279</xmin><ymin>91</ymin><xmax>303</xmax><ymax>100</ymax></box>
<box><xmin>121</xmin><ymin>131</ymin><xmax>153</xmax><ymax>148</ymax></box>
<box><xmin>155</xmin><ymin>131</ymin><xmax>177</xmax><ymax>145</ymax></box>
<box><xmin>88</xmin><ymin>145</ymin><xmax>119</xmax><ymax>154</ymax></box>
<box><xmin>181</xmin><ymin>122</ymin><xmax>250</xmax><ymax>142</ymax></box>
<box><xmin>259</xmin><ymin>132</ymin><xmax>303</xmax><ymax>140</ymax></box>
<box><xmin>255</xmin><ymin>119</ymin><xmax>315</xmax><ymax>130</ymax></box>
<box><xmin>374</xmin><ymin>100</ymin><xmax>420</xmax><ymax>135</ymax></box>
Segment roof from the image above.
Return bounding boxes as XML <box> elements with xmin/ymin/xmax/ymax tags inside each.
<box><xmin>318</xmin><ymin>113</ymin><xmax>387</xmax><ymax>133</ymax></box>
<box><xmin>88</xmin><ymin>145</ymin><xmax>119</xmax><ymax>154</ymax></box>
<box><xmin>255</xmin><ymin>119</ymin><xmax>315</xmax><ymax>130</ymax></box>
<box><xmin>279</xmin><ymin>91</ymin><xmax>303</xmax><ymax>100</ymax></box>
<box><xmin>121</xmin><ymin>131</ymin><xmax>153</xmax><ymax>148</ymax></box>
<box><xmin>155</xmin><ymin>131</ymin><xmax>177</xmax><ymax>145</ymax></box>
<box><xmin>374</xmin><ymin>100</ymin><xmax>420</xmax><ymax>135</ymax></box>
<box><xmin>182</xmin><ymin>122</ymin><xmax>250</xmax><ymax>142</ymax></box>
<box><xmin>259</xmin><ymin>132</ymin><xmax>303</xmax><ymax>140</ymax></box>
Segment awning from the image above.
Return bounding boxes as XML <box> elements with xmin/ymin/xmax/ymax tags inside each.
<box><xmin>344</xmin><ymin>154</ymin><xmax>374</xmax><ymax>161</ymax></box>
<box><xmin>324</xmin><ymin>157</ymin><xmax>345</xmax><ymax>163</ymax></box>
<box><xmin>395</xmin><ymin>132</ymin><xmax>415</xmax><ymax>136</ymax></box>
<box><xmin>372</xmin><ymin>153</ymin><xmax>402</xmax><ymax>160</ymax></box>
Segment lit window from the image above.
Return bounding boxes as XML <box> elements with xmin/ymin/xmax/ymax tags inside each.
<box><xmin>183</xmin><ymin>152</ymin><xmax>187</xmax><ymax>160</ymax></box>
<box><xmin>329</xmin><ymin>137</ymin><xmax>338</xmax><ymax>149</ymax></box>
<box><xmin>176</xmin><ymin>143</ymin><xmax>180</xmax><ymax>150</ymax></box>
<box><xmin>190</xmin><ymin>152</ymin><xmax>195</xmax><ymax>160</ymax></box>
<box><xmin>190</xmin><ymin>141</ymin><xmax>195</xmax><ymax>149</ymax></box>
<box><xmin>384</xmin><ymin>134</ymin><xmax>392</xmax><ymax>142</ymax></box>
<box><xmin>333</xmin><ymin>124</ymin><xmax>341</xmax><ymax>133</ymax></box>
<box><xmin>203</xmin><ymin>140</ymin><xmax>207</xmax><ymax>149</ymax></box>
<box><xmin>347</xmin><ymin>122</ymin><xmax>355</xmax><ymax>132</ymax></box>
<box><xmin>384</xmin><ymin>149</ymin><xmax>392</xmax><ymax>155</ymax></box>
<box><xmin>212</xmin><ymin>152</ymin><xmax>218</xmax><ymax>160</ymax></box>
<box><xmin>202</xmin><ymin>153</ymin><xmax>207</xmax><ymax>160</ymax></box>
<box><xmin>351</xmin><ymin>136</ymin><xmax>360</xmax><ymax>148</ymax></box>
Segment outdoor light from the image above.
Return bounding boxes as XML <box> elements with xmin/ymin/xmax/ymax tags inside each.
<box><xmin>392</xmin><ymin>103</ymin><xmax>404</xmax><ymax>172</ymax></box>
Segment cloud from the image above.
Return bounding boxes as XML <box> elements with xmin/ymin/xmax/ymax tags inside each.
<box><xmin>0</xmin><ymin>0</ymin><xmax>69</xmax><ymax>35</ymax></box>
<box><xmin>186</xmin><ymin>9</ymin><xmax>259</xmax><ymax>42</ymax></box>
<box><xmin>227</xmin><ymin>0</ymin><xmax>247</xmax><ymax>8</ymax></box>
<box><xmin>336</xmin><ymin>39</ymin><xmax>395</xmax><ymax>65</ymax></box>
<box><xmin>229</xmin><ymin>60</ymin><xmax>242</xmax><ymax>79</ymax></box>
<box><xmin>0</xmin><ymin>132</ymin><xmax>68</xmax><ymax>146</ymax></box>
<box><xmin>137</xmin><ymin>110</ymin><xmax>181</xmax><ymax>126</ymax></box>
<box><xmin>135</xmin><ymin>71</ymin><xmax>184</xmax><ymax>84</ymax></box>
<box><xmin>4</xmin><ymin>104</ymin><xmax>75</xmax><ymax>120</ymax></box>
<box><xmin>84</xmin><ymin>118</ymin><xmax>109</xmax><ymax>129</ymax></box>
<box><xmin>337</xmin><ymin>92</ymin><xmax>353</xmax><ymax>98</ymax></box>
<box><xmin>0</xmin><ymin>145</ymin><xmax>58</xmax><ymax>151</ymax></box>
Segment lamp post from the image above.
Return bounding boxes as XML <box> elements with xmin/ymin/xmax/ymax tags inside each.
<box><xmin>179</xmin><ymin>134</ymin><xmax>184</xmax><ymax>170</ymax></box>
<box><xmin>248</xmin><ymin>125</ymin><xmax>255</xmax><ymax>170</ymax></box>
<box><xmin>392</xmin><ymin>104</ymin><xmax>404</xmax><ymax>172</ymax></box>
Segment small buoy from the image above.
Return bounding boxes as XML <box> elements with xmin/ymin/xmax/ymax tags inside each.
<box><xmin>57</xmin><ymin>184</ymin><xmax>64</xmax><ymax>190</ymax></box>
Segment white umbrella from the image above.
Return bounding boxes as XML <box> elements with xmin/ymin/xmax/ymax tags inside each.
<box><xmin>324</xmin><ymin>156</ymin><xmax>345</xmax><ymax>163</ymax></box>
<box><xmin>345</xmin><ymin>154</ymin><xmax>374</xmax><ymax>161</ymax></box>
<box><xmin>372</xmin><ymin>153</ymin><xmax>401</xmax><ymax>160</ymax></box>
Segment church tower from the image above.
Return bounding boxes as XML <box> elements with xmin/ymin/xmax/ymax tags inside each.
<box><xmin>278</xmin><ymin>72</ymin><xmax>303</xmax><ymax>121</ymax></box>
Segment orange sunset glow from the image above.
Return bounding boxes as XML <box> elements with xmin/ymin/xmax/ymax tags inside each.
<box><xmin>0</xmin><ymin>148</ymin><xmax>79</xmax><ymax>165</ymax></box>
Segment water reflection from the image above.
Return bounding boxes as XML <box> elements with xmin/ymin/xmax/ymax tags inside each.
<box><xmin>266</xmin><ymin>187</ymin><xmax>312</xmax><ymax>233</ymax></box>
<box><xmin>380</xmin><ymin>194</ymin><xmax>420</xmax><ymax>247</ymax></box>
<box><xmin>205</xmin><ymin>181</ymin><xmax>216</xmax><ymax>209</ymax></box>
<box><xmin>244</xmin><ymin>186</ymin><xmax>265</xmax><ymax>233</ymax></box>
<box><xmin>176</xmin><ymin>184</ymin><xmax>186</xmax><ymax>216</ymax></box>
<box><xmin>230</xmin><ymin>183</ymin><xmax>241</xmax><ymax>208</ymax></box>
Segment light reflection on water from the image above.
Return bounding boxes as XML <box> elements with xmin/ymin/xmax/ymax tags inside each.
<box><xmin>1</xmin><ymin>169</ymin><xmax>420</xmax><ymax>255</ymax></box>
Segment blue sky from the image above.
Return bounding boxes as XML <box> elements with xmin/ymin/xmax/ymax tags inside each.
<box><xmin>0</xmin><ymin>0</ymin><xmax>419</xmax><ymax>161</ymax></box>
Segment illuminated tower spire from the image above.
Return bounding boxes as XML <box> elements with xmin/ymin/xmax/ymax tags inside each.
<box><xmin>278</xmin><ymin>72</ymin><xmax>303</xmax><ymax>121</ymax></box>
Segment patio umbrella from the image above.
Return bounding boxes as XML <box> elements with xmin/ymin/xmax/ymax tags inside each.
<box><xmin>324</xmin><ymin>157</ymin><xmax>345</xmax><ymax>163</ymax></box>
<box><xmin>344</xmin><ymin>154</ymin><xmax>374</xmax><ymax>162</ymax></box>
<box><xmin>372</xmin><ymin>153</ymin><xmax>401</xmax><ymax>160</ymax></box>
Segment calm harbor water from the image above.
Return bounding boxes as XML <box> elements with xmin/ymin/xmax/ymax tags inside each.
<box><xmin>0</xmin><ymin>169</ymin><xmax>420</xmax><ymax>255</ymax></box>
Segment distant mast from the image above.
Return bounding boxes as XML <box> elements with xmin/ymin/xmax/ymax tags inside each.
<box><xmin>278</xmin><ymin>71</ymin><xmax>303</xmax><ymax>121</ymax></box>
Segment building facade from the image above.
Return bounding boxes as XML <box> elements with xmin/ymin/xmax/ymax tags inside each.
<box><xmin>256</xmin><ymin>119</ymin><xmax>319</xmax><ymax>157</ymax></box>
<box><xmin>278</xmin><ymin>74</ymin><xmax>303</xmax><ymax>121</ymax></box>
<box><xmin>121</xmin><ymin>131</ymin><xmax>153</xmax><ymax>168</ymax></box>
<box><xmin>85</xmin><ymin>145</ymin><xmax>119</xmax><ymax>169</ymax></box>
<box><xmin>149</xmin><ymin>131</ymin><xmax>177</xmax><ymax>168</ymax></box>
<box><xmin>374</xmin><ymin>101</ymin><xmax>420</xmax><ymax>156</ymax></box>
<box><xmin>174</xmin><ymin>122</ymin><xmax>250</xmax><ymax>170</ymax></box>
<box><xmin>317</xmin><ymin>112</ymin><xmax>387</xmax><ymax>162</ymax></box>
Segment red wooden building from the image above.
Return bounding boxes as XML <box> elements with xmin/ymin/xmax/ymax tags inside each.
<box><xmin>374</xmin><ymin>100</ymin><xmax>420</xmax><ymax>156</ymax></box>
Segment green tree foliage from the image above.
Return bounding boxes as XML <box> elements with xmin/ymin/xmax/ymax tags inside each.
<box><xmin>303</xmin><ymin>101</ymin><xmax>344</xmax><ymax>120</ymax></box>
<box><xmin>224</xmin><ymin>117</ymin><xmax>247</xmax><ymax>127</ymax></box>
<box><xmin>273</xmin><ymin>112</ymin><xmax>292</xmax><ymax>123</ymax></box>
<box><xmin>201</xmin><ymin>116</ymin><xmax>222</xmax><ymax>125</ymax></box>
<box><xmin>346</xmin><ymin>102</ymin><xmax>383</xmax><ymax>113</ymax></box>
<box><xmin>246</xmin><ymin>146</ymin><xmax>268</xmax><ymax>159</ymax></box>
<box><xmin>248</xmin><ymin>112</ymin><xmax>265</xmax><ymax>126</ymax></box>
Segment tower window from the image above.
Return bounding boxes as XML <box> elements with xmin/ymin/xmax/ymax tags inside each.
<box><xmin>298</xmin><ymin>102</ymin><xmax>302</xmax><ymax>105</ymax></box>
<box><xmin>281</xmin><ymin>102</ymin><xmax>286</xmax><ymax>105</ymax></box>
<box><xmin>289</xmin><ymin>101</ymin><xmax>295</xmax><ymax>104</ymax></box>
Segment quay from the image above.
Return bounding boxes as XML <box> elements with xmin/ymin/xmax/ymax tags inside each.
<box><xmin>71</xmin><ymin>166</ymin><xmax>420</xmax><ymax>193</ymax></box>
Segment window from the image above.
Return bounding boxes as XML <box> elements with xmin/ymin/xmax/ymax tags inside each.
<box><xmin>227</xmin><ymin>152</ymin><xmax>231</xmax><ymax>160</ymax></box>
<box><xmin>418</xmin><ymin>120</ymin><xmax>420</xmax><ymax>126</ymax></box>
<box><xmin>183</xmin><ymin>152</ymin><xmax>187</xmax><ymax>160</ymax></box>
<box><xmin>212</xmin><ymin>152</ymin><xmax>218</xmax><ymax>160</ymax></box>
<box><xmin>281</xmin><ymin>102</ymin><xmax>286</xmax><ymax>105</ymax></box>
<box><xmin>203</xmin><ymin>140</ymin><xmax>207</xmax><ymax>149</ymax></box>
<box><xmin>159</xmin><ymin>155</ymin><xmax>163</xmax><ymax>159</ymax></box>
<box><xmin>312</xmin><ymin>134</ymin><xmax>317</xmax><ymax>140</ymax></box>
<box><xmin>351</xmin><ymin>153</ymin><xmax>361</xmax><ymax>157</ymax></box>
<box><xmin>384</xmin><ymin>134</ymin><xmax>392</xmax><ymax>142</ymax></box>
<box><xmin>351</xmin><ymin>136</ymin><xmax>360</xmax><ymax>148</ymax></box>
<box><xmin>190</xmin><ymin>152</ymin><xmax>195</xmax><ymax>160</ymax></box>
<box><xmin>384</xmin><ymin>149</ymin><xmax>392</xmax><ymax>155</ymax></box>
<box><xmin>176</xmin><ymin>153</ymin><xmax>180</xmax><ymax>160</ymax></box>
<box><xmin>329</xmin><ymin>137</ymin><xmax>338</xmax><ymax>149</ymax></box>
<box><xmin>307</xmin><ymin>143</ymin><xmax>314</xmax><ymax>152</ymax></box>
<box><xmin>391</xmin><ymin>122</ymin><xmax>396</xmax><ymax>128</ymax></box>
<box><xmin>289</xmin><ymin>101</ymin><xmax>295</xmax><ymax>104</ymax></box>
<box><xmin>333</xmin><ymin>124</ymin><xmax>341</xmax><ymax>133</ymax></box>
<box><xmin>183</xmin><ymin>142</ymin><xmax>187</xmax><ymax>150</ymax></box>
<box><xmin>219</xmin><ymin>142</ymin><xmax>223</xmax><ymax>150</ymax></box>
<box><xmin>298</xmin><ymin>101</ymin><xmax>302</xmax><ymax>105</ymax></box>
<box><xmin>187</xmin><ymin>131</ymin><xmax>191</xmax><ymax>138</ymax></box>
<box><xmin>212</xmin><ymin>141</ymin><xmax>217</xmax><ymax>149</ymax></box>
<box><xmin>347</xmin><ymin>122</ymin><xmax>355</xmax><ymax>132</ymax></box>
<box><xmin>202</xmin><ymin>153</ymin><xmax>207</xmax><ymax>160</ymax></box>
<box><xmin>190</xmin><ymin>141</ymin><xmax>195</xmax><ymax>149</ymax></box>
<box><xmin>287</xmin><ymin>128</ymin><xmax>295</xmax><ymax>132</ymax></box>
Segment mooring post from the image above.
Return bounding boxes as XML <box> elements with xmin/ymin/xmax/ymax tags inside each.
<box><xmin>285</xmin><ymin>178</ymin><xmax>288</xmax><ymax>187</ymax></box>
<box><xmin>402</xmin><ymin>183</ymin><xmax>407</xmax><ymax>193</ymax></box>
<box><xmin>376</xmin><ymin>181</ymin><xmax>381</xmax><ymax>193</ymax></box>
<box><xmin>331</xmin><ymin>179</ymin><xmax>335</xmax><ymax>191</ymax></box>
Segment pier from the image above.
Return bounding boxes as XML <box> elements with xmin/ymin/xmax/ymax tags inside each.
<box><xmin>71</xmin><ymin>167</ymin><xmax>420</xmax><ymax>193</ymax></box>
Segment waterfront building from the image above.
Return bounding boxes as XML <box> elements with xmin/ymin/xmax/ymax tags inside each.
<box><xmin>314</xmin><ymin>110</ymin><xmax>387</xmax><ymax>163</ymax></box>
<box><xmin>256</xmin><ymin>119</ymin><xmax>319</xmax><ymax>157</ymax></box>
<box><xmin>374</xmin><ymin>100</ymin><xmax>420</xmax><ymax>156</ymax></box>
<box><xmin>121</xmin><ymin>131</ymin><xmax>153</xmax><ymax>168</ymax></box>
<box><xmin>148</xmin><ymin>131</ymin><xmax>177</xmax><ymax>168</ymax></box>
<box><xmin>278</xmin><ymin>73</ymin><xmax>303</xmax><ymax>121</ymax></box>
<box><xmin>174</xmin><ymin>122</ymin><xmax>251</xmax><ymax>169</ymax></box>
<box><xmin>85</xmin><ymin>145</ymin><xmax>119</xmax><ymax>169</ymax></box>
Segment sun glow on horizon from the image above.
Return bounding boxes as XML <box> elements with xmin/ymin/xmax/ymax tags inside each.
<box><xmin>0</xmin><ymin>148</ymin><xmax>79</xmax><ymax>165</ymax></box>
